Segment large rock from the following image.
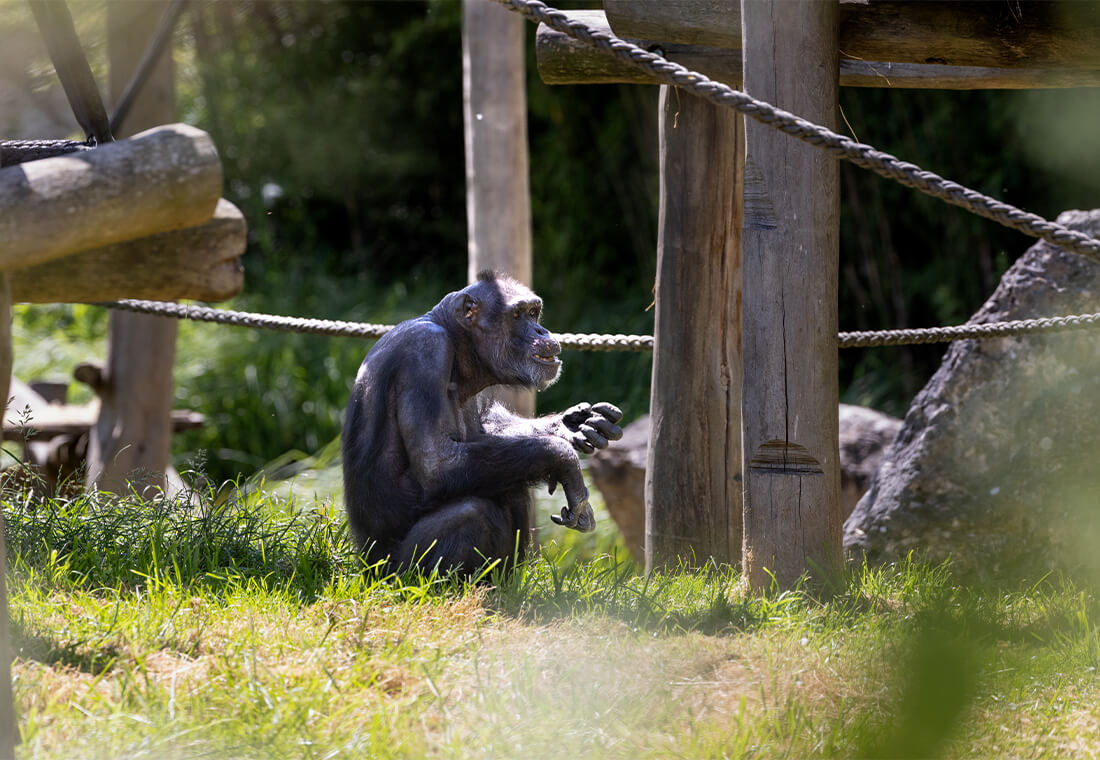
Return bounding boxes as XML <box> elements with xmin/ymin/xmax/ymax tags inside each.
<box><xmin>845</xmin><ymin>210</ymin><xmax>1100</xmax><ymax>580</ymax></box>
<box><xmin>591</xmin><ymin>404</ymin><xmax>900</xmax><ymax>564</ymax></box>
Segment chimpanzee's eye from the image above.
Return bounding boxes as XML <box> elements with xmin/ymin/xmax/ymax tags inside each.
<box><xmin>529</xmin><ymin>307</ymin><xmax>539</xmax><ymax>319</ymax></box>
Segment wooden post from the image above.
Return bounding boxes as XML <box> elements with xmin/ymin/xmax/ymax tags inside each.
<box><xmin>462</xmin><ymin>0</ymin><xmax>534</xmax><ymax>416</ymax></box>
<box><xmin>646</xmin><ymin>84</ymin><xmax>743</xmax><ymax>572</ymax></box>
<box><xmin>740</xmin><ymin>0</ymin><xmax>842</xmax><ymax>590</ymax></box>
<box><xmin>0</xmin><ymin>273</ymin><xmax>16</xmax><ymax>758</ymax></box>
<box><xmin>89</xmin><ymin>0</ymin><xmax>180</xmax><ymax>496</ymax></box>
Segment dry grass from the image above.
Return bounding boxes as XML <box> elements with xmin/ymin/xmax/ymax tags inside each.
<box><xmin>3</xmin><ymin>493</ymin><xmax>1100</xmax><ymax>758</ymax></box>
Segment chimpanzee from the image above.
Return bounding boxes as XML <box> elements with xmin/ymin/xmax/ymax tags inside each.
<box><xmin>342</xmin><ymin>271</ymin><xmax>623</xmax><ymax>574</ymax></box>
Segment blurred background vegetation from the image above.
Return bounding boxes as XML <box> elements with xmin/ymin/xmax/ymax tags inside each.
<box><xmin>4</xmin><ymin>0</ymin><xmax>1100</xmax><ymax>485</ymax></box>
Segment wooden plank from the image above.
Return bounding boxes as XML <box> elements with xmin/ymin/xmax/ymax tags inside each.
<box><xmin>462</xmin><ymin>0</ymin><xmax>534</xmax><ymax>417</ymax></box>
<box><xmin>537</xmin><ymin>11</ymin><xmax>1100</xmax><ymax>90</ymax></box>
<box><xmin>605</xmin><ymin>0</ymin><xmax>1100</xmax><ymax>69</ymax></box>
<box><xmin>10</xmin><ymin>199</ymin><xmax>245</xmax><ymax>304</ymax></box>
<box><xmin>2</xmin><ymin>403</ymin><xmax>204</xmax><ymax>442</ymax></box>
<box><xmin>646</xmin><ymin>83</ymin><xmax>743</xmax><ymax>572</ymax></box>
<box><xmin>740</xmin><ymin>0</ymin><xmax>843</xmax><ymax>591</ymax></box>
<box><xmin>0</xmin><ymin>123</ymin><xmax>221</xmax><ymax>272</ymax></box>
<box><xmin>87</xmin><ymin>0</ymin><xmax>181</xmax><ymax>497</ymax></box>
<box><xmin>0</xmin><ymin>273</ymin><xmax>16</xmax><ymax>758</ymax></box>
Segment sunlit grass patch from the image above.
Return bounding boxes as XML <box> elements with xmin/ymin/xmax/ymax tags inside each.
<box><xmin>2</xmin><ymin>485</ymin><xmax>1100</xmax><ymax>758</ymax></box>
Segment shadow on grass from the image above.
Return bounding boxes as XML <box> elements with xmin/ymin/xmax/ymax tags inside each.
<box><xmin>8</xmin><ymin>621</ymin><xmax>121</xmax><ymax>677</ymax></box>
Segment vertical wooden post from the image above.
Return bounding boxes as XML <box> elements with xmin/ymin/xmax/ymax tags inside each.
<box><xmin>462</xmin><ymin>0</ymin><xmax>534</xmax><ymax>416</ymax></box>
<box><xmin>740</xmin><ymin>0</ymin><xmax>842</xmax><ymax>590</ymax></box>
<box><xmin>646</xmin><ymin>84</ymin><xmax>743</xmax><ymax>572</ymax></box>
<box><xmin>89</xmin><ymin>0</ymin><xmax>179</xmax><ymax>496</ymax></box>
<box><xmin>0</xmin><ymin>274</ymin><xmax>16</xmax><ymax>759</ymax></box>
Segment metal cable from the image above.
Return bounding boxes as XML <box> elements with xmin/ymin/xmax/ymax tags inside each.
<box><xmin>95</xmin><ymin>299</ymin><xmax>1100</xmax><ymax>351</ymax></box>
<box><xmin>493</xmin><ymin>0</ymin><xmax>1100</xmax><ymax>263</ymax></box>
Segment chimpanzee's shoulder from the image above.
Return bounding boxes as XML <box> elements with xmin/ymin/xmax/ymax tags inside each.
<box><xmin>377</xmin><ymin>317</ymin><xmax>453</xmax><ymax>376</ymax></box>
<box><xmin>382</xmin><ymin>316</ymin><xmax>449</xmax><ymax>345</ymax></box>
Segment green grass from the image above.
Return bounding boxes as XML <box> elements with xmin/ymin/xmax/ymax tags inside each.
<box><xmin>2</xmin><ymin>485</ymin><xmax>1099</xmax><ymax>759</ymax></box>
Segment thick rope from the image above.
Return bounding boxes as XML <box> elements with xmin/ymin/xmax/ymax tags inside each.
<box><xmin>97</xmin><ymin>299</ymin><xmax>1100</xmax><ymax>351</ymax></box>
<box><xmin>494</xmin><ymin>0</ymin><xmax>1100</xmax><ymax>263</ymax></box>
<box><xmin>98</xmin><ymin>299</ymin><xmax>654</xmax><ymax>351</ymax></box>
<box><xmin>839</xmin><ymin>313</ymin><xmax>1100</xmax><ymax>348</ymax></box>
<box><xmin>0</xmin><ymin>138</ymin><xmax>92</xmax><ymax>168</ymax></box>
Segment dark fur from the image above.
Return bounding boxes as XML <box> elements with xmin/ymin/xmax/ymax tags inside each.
<box><xmin>342</xmin><ymin>272</ymin><xmax>622</xmax><ymax>574</ymax></box>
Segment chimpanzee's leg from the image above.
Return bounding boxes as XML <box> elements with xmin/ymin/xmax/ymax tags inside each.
<box><xmin>396</xmin><ymin>495</ymin><xmax>528</xmax><ymax>574</ymax></box>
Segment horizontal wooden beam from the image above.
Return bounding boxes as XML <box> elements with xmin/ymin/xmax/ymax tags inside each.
<box><xmin>0</xmin><ymin>123</ymin><xmax>222</xmax><ymax>272</ymax></box>
<box><xmin>9</xmin><ymin>198</ymin><xmax>245</xmax><ymax>304</ymax></box>
<box><xmin>604</xmin><ymin>0</ymin><xmax>1100</xmax><ymax>70</ymax></box>
<box><xmin>538</xmin><ymin>11</ymin><xmax>1100</xmax><ymax>90</ymax></box>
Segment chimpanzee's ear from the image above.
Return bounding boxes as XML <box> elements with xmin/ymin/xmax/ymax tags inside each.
<box><xmin>459</xmin><ymin>294</ymin><xmax>479</xmax><ymax>327</ymax></box>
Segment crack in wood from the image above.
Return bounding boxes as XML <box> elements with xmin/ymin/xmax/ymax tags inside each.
<box><xmin>748</xmin><ymin>440</ymin><xmax>824</xmax><ymax>475</ymax></box>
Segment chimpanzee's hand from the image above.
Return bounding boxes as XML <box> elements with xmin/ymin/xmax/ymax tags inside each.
<box><xmin>546</xmin><ymin>442</ymin><xmax>596</xmax><ymax>532</ymax></box>
<box><xmin>559</xmin><ymin>402</ymin><xmax>624</xmax><ymax>455</ymax></box>
<box><xmin>550</xmin><ymin>487</ymin><xmax>595</xmax><ymax>532</ymax></box>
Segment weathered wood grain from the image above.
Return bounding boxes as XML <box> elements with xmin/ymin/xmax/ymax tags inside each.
<box><xmin>537</xmin><ymin>10</ymin><xmax>1100</xmax><ymax>90</ymax></box>
<box><xmin>646</xmin><ymin>82</ymin><xmax>743</xmax><ymax>572</ymax></box>
<box><xmin>605</xmin><ymin>0</ymin><xmax>1100</xmax><ymax>69</ymax></box>
<box><xmin>463</xmin><ymin>0</ymin><xmax>534</xmax><ymax>417</ymax></box>
<box><xmin>87</xmin><ymin>0</ymin><xmax>184</xmax><ymax>497</ymax></box>
<box><xmin>0</xmin><ymin>122</ymin><xmax>221</xmax><ymax>272</ymax></box>
<box><xmin>10</xmin><ymin>199</ymin><xmax>244</xmax><ymax>304</ymax></box>
<box><xmin>740</xmin><ymin>0</ymin><xmax>843</xmax><ymax>591</ymax></box>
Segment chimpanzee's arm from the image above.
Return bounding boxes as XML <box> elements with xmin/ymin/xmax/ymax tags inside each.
<box><xmin>394</xmin><ymin>328</ymin><xmax>590</xmax><ymax>521</ymax></box>
<box><xmin>482</xmin><ymin>400</ymin><xmax>624</xmax><ymax>455</ymax></box>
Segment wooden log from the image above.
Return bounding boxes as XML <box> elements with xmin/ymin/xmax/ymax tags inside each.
<box><xmin>87</xmin><ymin>0</ymin><xmax>182</xmax><ymax>498</ymax></box>
<box><xmin>646</xmin><ymin>83</ymin><xmax>743</xmax><ymax>572</ymax></box>
<box><xmin>0</xmin><ymin>274</ymin><xmax>16</xmax><ymax>759</ymax></box>
<box><xmin>537</xmin><ymin>11</ymin><xmax>1100</xmax><ymax>90</ymax></box>
<box><xmin>605</xmin><ymin>0</ymin><xmax>1100</xmax><ymax>70</ymax></box>
<box><xmin>462</xmin><ymin>0</ymin><xmax>534</xmax><ymax>417</ymax></box>
<box><xmin>0</xmin><ymin>123</ymin><xmax>221</xmax><ymax>272</ymax></box>
<box><xmin>740</xmin><ymin>0</ymin><xmax>843</xmax><ymax>591</ymax></box>
<box><xmin>9</xmin><ymin>199</ymin><xmax>245</xmax><ymax>304</ymax></box>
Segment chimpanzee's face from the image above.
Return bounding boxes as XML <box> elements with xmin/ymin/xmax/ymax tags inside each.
<box><xmin>506</xmin><ymin>294</ymin><xmax>562</xmax><ymax>390</ymax></box>
<box><xmin>463</xmin><ymin>275</ymin><xmax>562</xmax><ymax>391</ymax></box>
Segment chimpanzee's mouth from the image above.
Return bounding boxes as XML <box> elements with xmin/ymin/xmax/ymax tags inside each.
<box><xmin>533</xmin><ymin>353</ymin><xmax>561</xmax><ymax>365</ymax></box>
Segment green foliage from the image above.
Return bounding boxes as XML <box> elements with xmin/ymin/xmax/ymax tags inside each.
<box><xmin>2</xmin><ymin>484</ymin><xmax>350</xmax><ymax>596</ymax></box>
<box><xmin>15</xmin><ymin>1</ymin><xmax>1100</xmax><ymax>477</ymax></box>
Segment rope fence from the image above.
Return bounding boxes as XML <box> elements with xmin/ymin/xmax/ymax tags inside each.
<box><xmin>492</xmin><ymin>0</ymin><xmax>1100</xmax><ymax>263</ymax></box>
<box><xmin>96</xmin><ymin>298</ymin><xmax>1100</xmax><ymax>351</ymax></box>
<box><xmin>10</xmin><ymin>0</ymin><xmax>1100</xmax><ymax>352</ymax></box>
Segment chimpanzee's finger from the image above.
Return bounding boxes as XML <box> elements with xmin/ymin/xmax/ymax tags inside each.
<box><xmin>571</xmin><ymin>432</ymin><xmax>595</xmax><ymax>454</ymax></box>
<box><xmin>579</xmin><ymin>424</ymin><xmax>609</xmax><ymax>450</ymax></box>
<box><xmin>548</xmin><ymin>480</ymin><xmax>557</xmax><ymax>495</ymax></box>
<box><xmin>591</xmin><ymin>402</ymin><xmax>623</xmax><ymax>423</ymax></box>
<box><xmin>551</xmin><ymin>506</ymin><xmax>576</xmax><ymax>527</ymax></box>
<box><xmin>589</xmin><ymin>417</ymin><xmax>623</xmax><ymax>441</ymax></box>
